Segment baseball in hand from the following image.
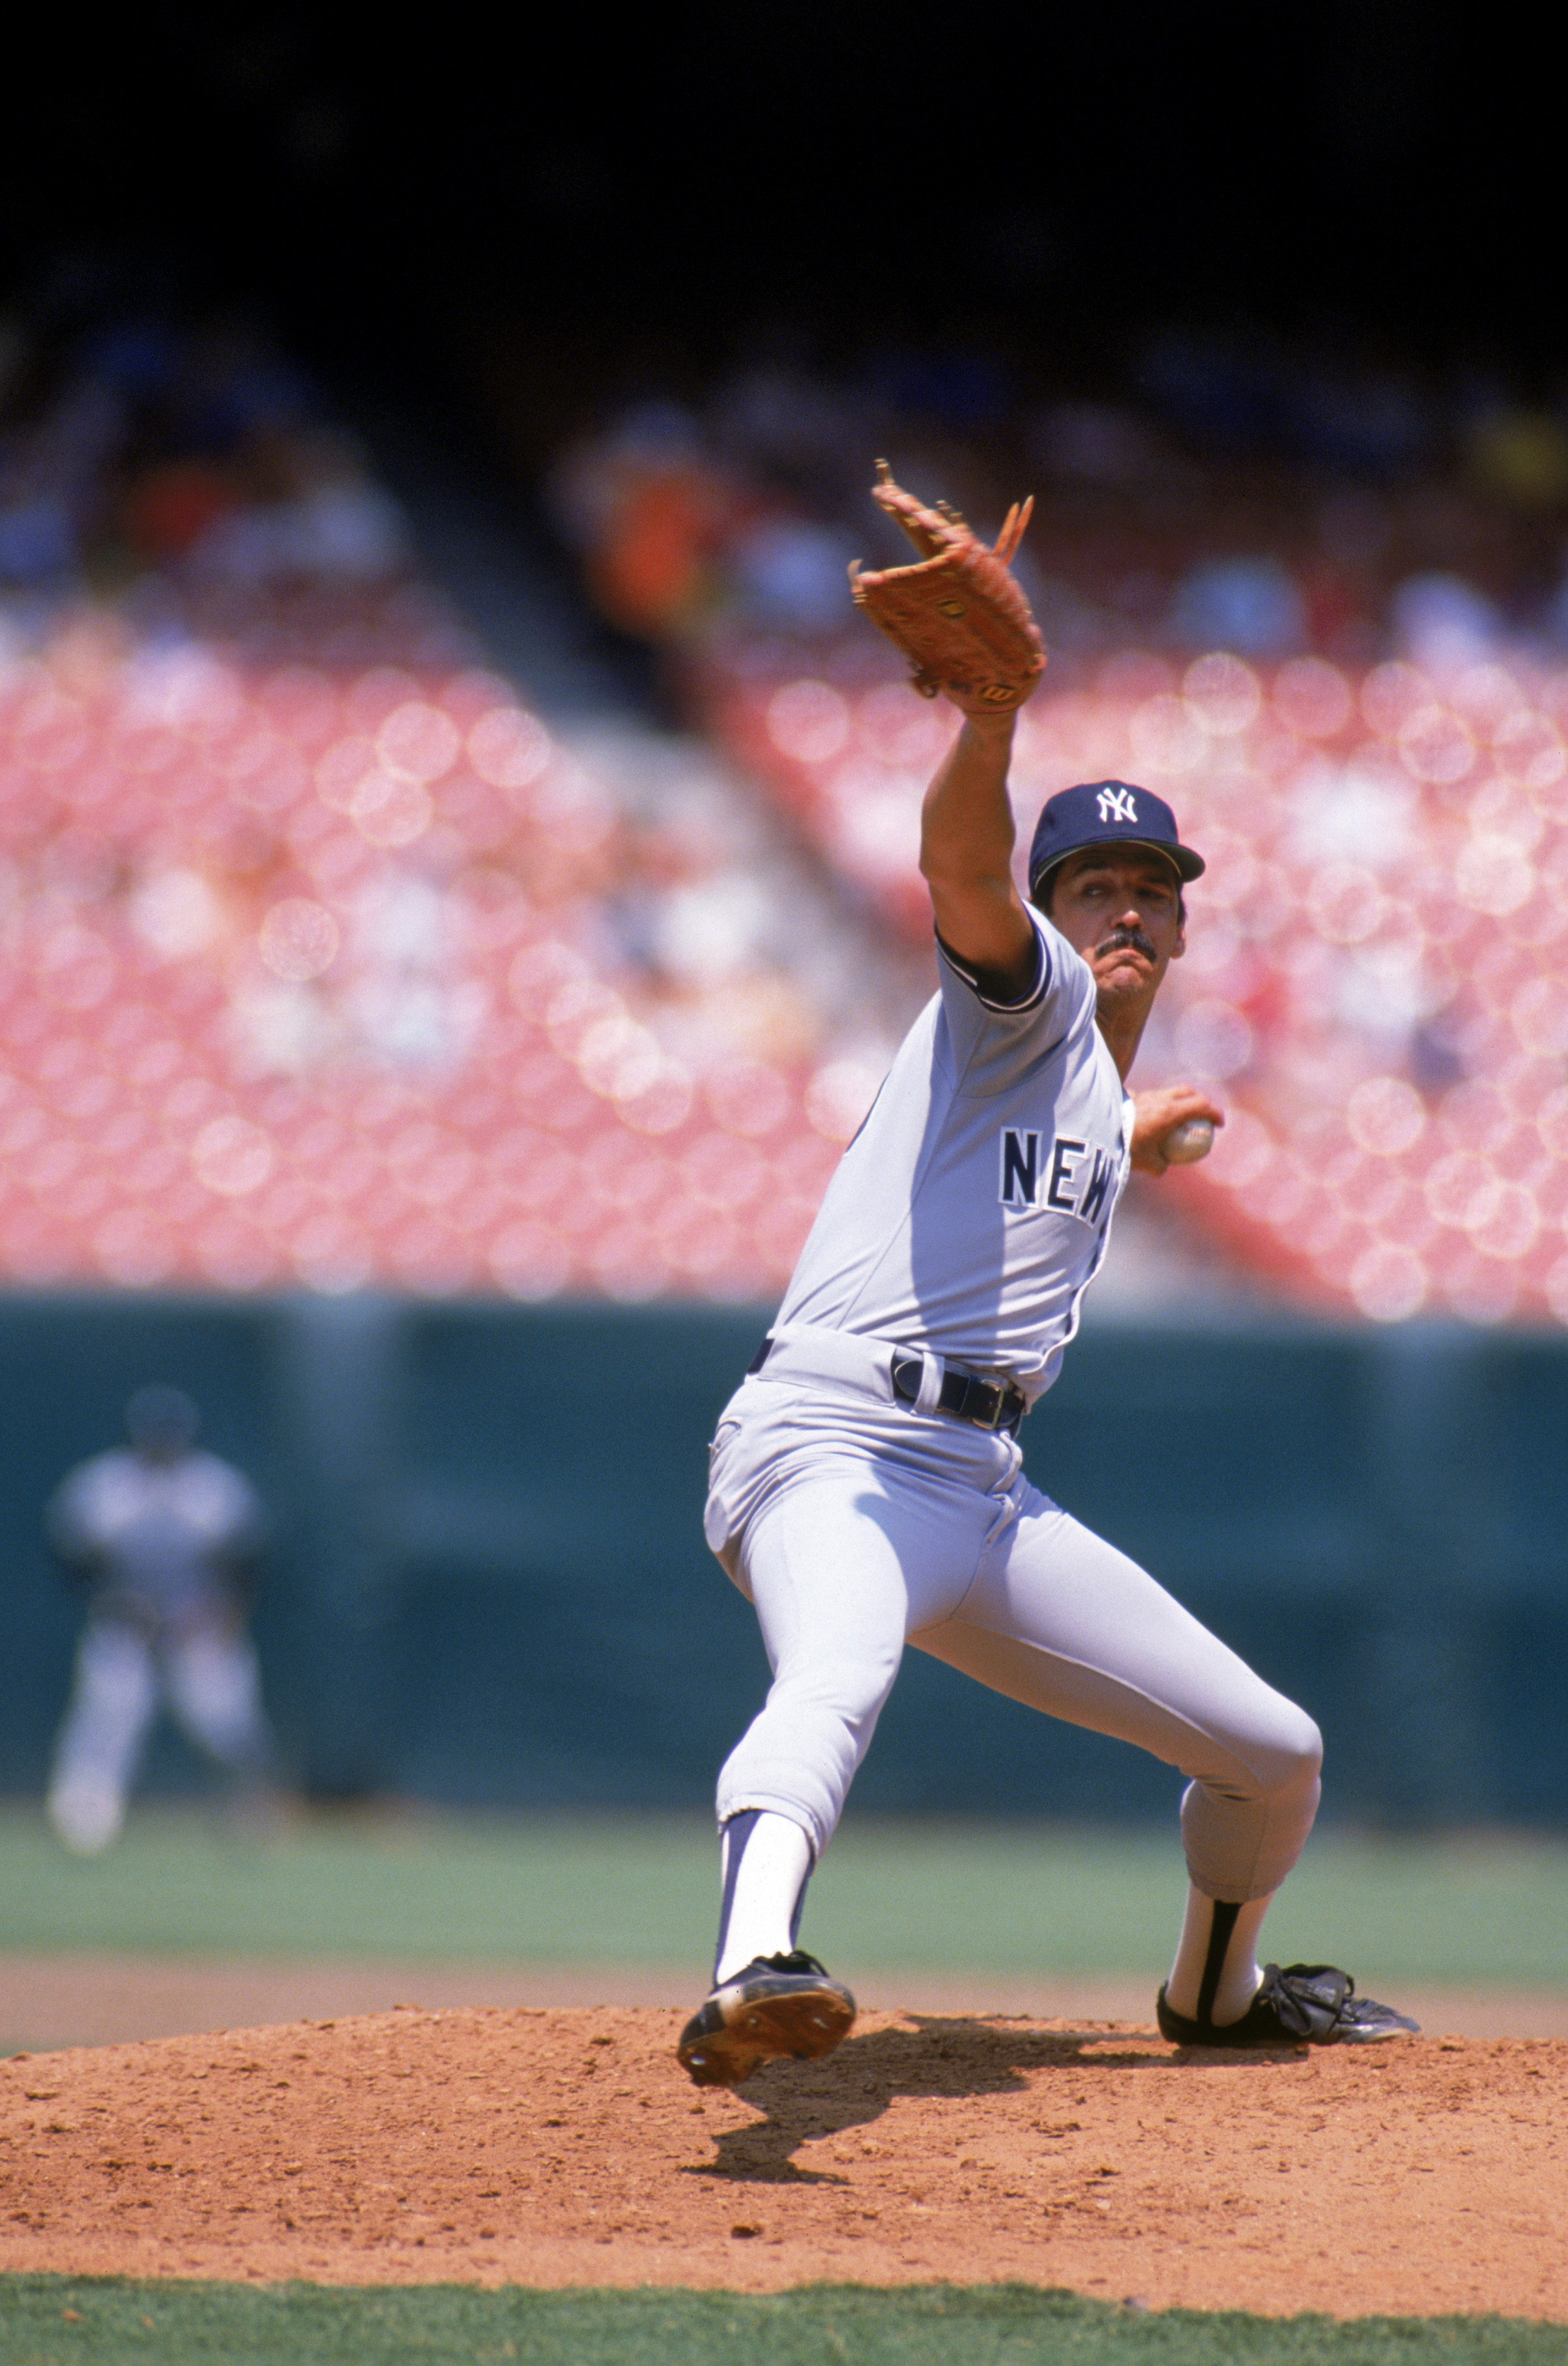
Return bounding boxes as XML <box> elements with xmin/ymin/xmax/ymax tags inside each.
<box><xmin>1163</xmin><ymin>1117</ymin><xmax>1215</xmax><ymax>1164</ymax></box>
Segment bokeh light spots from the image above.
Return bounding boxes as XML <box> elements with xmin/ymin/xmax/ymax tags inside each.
<box><xmin>467</xmin><ymin>705</ymin><xmax>552</xmax><ymax>795</ymax></box>
<box><xmin>545</xmin><ymin>975</ymin><xmax>624</xmax><ymax>1057</ymax></box>
<box><xmin>575</xmin><ymin>1012</ymin><xmax>663</xmax><ymax>1102</ymax></box>
<box><xmin>1509</xmin><ymin>974</ymin><xmax>1568</xmax><ymax>1059</ymax></box>
<box><xmin>706</xmin><ymin>1058</ymin><xmax>789</xmax><ymax>1137</ymax></box>
<box><xmin>1443</xmin><ymin>1248</ymin><xmax>1520</xmax><ymax>1324</ymax></box>
<box><xmin>219</xmin><ymin>725</ymin><xmax>308</xmax><ymax>812</ymax></box>
<box><xmin>350</xmin><ymin>771</ymin><xmax>432</xmax><ymax>847</ymax></box>
<box><xmin>1469</xmin><ymin>774</ymin><xmax>1545</xmax><ymax>854</ymax></box>
<box><xmin>259</xmin><ymin>899</ymin><xmax>340</xmax><ymax>982</ymax></box>
<box><xmin>854</xmin><ymin>682</ymin><xmax>951</xmax><ymax>767</ymax></box>
<box><xmin>615</xmin><ymin>1066</ymin><xmax>693</xmax><ymax>1137</ymax></box>
<box><xmin>1361</xmin><ymin>662</ymin><xmax>1431</xmax><ymax>738</ymax></box>
<box><xmin>1273</xmin><ymin>658</ymin><xmax>1352</xmax><ymax>739</ymax></box>
<box><xmin>1470</xmin><ymin>1182</ymin><xmax>1539</xmax><ymax>1261</ymax></box>
<box><xmin>376</xmin><ymin>701</ymin><xmax>460</xmax><ymax>783</ymax></box>
<box><xmin>1346</xmin><ymin>1074</ymin><xmax>1426</xmax><ymax>1156</ymax></box>
<box><xmin>1425</xmin><ymin>1150</ymin><xmax>1500</xmax><ymax>1231</ymax></box>
<box><xmin>1455</xmin><ymin>837</ymin><xmax>1534</xmax><ymax>915</ymax></box>
<box><xmin>132</xmin><ymin>869</ymin><xmax>224</xmax><ymax>961</ymax></box>
<box><xmin>1128</xmin><ymin>694</ymin><xmax>1204</xmax><ymax>774</ymax></box>
<box><xmin>1305</xmin><ymin>862</ymin><xmax>1387</xmax><ymax>945</ymax></box>
<box><xmin>342</xmin><ymin>666</ymin><xmax>421</xmax><ymax>731</ymax></box>
<box><xmin>315</xmin><ymin>735</ymin><xmax>379</xmax><ymax>810</ymax></box>
<box><xmin>1172</xmin><ymin>999</ymin><xmax>1254</xmax><ymax>1078</ymax></box>
<box><xmin>489</xmin><ymin>1220</ymin><xmax>572</xmax><ymax>1300</ymax></box>
<box><xmin>93</xmin><ymin>1208</ymin><xmax>179</xmax><ymax>1289</ymax></box>
<box><xmin>1398</xmin><ymin>705</ymin><xmax>1475</xmax><ymax>785</ymax></box>
<box><xmin>1182</xmin><ymin>652</ymin><xmax>1261</xmax><ymax>736</ymax></box>
<box><xmin>804</xmin><ymin>1058</ymin><xmax>882</xmax><ymax>1143</ymax></box>
<box><xmin>192</xmin><ymin>1117</ymin><xmax>276</xmax><ymax>1197</ymax></box>
<box><xmin>683</xmin><ymin>1132</ymin><xmax>766</xmax><ymax>1213</ymax></box>
<box><xmin>766</xmin><ymin>680</ymin><xmax>849</xmax><ymax>765</ymax></box>
<box><xmin>1349</xmin><ymin>1242</ymin><xmax>1428</xmax><ymax>1321</ymax></box>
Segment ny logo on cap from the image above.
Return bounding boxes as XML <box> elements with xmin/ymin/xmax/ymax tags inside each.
<box><xmin>1097</xmin><ymin>786</ymin><xmax>1138</xmax><ymax>825</ymax></box>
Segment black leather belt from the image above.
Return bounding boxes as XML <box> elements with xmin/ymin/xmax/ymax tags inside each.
<box><xmin>748</xmin><ymin>1336</ymin><xmax>1025</xmax><ymax>1437</ymax></box>
<box><xmin>890</xmin><ymin>1351</ymin><xmax>1026</xmax><ymax>1436</ymax></box>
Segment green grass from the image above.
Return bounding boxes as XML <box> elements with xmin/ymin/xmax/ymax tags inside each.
<box><xmin>0</xmin><ymin>1807</ymin><xmax>1565</xmax><ymax>1990</ymax></box>
<box><xmin>0</xmin><ymin>2281</ymin><xmax>1560</xmax><ymax>2366</ymax></box>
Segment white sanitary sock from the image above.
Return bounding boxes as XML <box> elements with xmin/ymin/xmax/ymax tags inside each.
<box><xmin>713</xmin><ymin>1809</ymin><xmax>814</xmax><ymax>1983</ymax></box>
<box><xmin>1164</xmin><ymin>1886</ymin><xmax>1273</xmax><ymax>2024</ymax></box>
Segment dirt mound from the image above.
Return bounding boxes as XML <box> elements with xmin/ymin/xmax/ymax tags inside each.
<box><xmin>1</xmin><ymin>2007</ymin><xmax>1563</xmax><ymax>2320</ymax></box>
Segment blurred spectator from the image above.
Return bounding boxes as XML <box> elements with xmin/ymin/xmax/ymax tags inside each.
<box><xmin>0</xmin><ymin>300</ymin><xmax>407</xmax><ymax>609</ymax></box>
<box><xmin>188</xmin><ymin>429</ymin><xmax>410</xmax><ymax>588</ymax></box>
<box><xmin>1168</xmin><ymin>555</ymin><xmax>1306</xmax><ymax>656</ymax></box>
<box><xmin>1392</xmin><ymin>571</ymin><xmax>1504</xmax><ymax>667</ymax></box>
<box><xmin>45</xmin><ymin>1387</ymin><xmax>278</xmax><ymax>1854</ymax></box>
<box><xmin>1029</xmin><ymin>401</ymin><xmax>1167</xmax><ymax>489</ymax></box>
<box><xmin>1464</xmin><ymin>403</ymin><xmax>1568</xmax><ymax>508</ymax></box>
<box><xmin>729</xmin><ymin>516</ymin><xmax>858</xmax><ymax>632</ymax></box>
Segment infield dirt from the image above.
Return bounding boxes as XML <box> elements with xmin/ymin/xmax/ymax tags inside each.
<box><xmin>1</xmin><ymin>2006</ymin><xmax>1563</xmax><ymax>2321</ymax></box>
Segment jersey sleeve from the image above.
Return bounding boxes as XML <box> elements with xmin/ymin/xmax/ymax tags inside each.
<box><xmin>46</xmin><ymin>1459</ymin><xmax>113</xmax><ymax>1565</ymax></box>
<box><xmin>933</xmin><ymin>907</ymin><xmax>1094</xmax><ymax>1096</ymax></box>
<box><xmin>194</xmin><ymin>1457</ymin><xmax>267</xmax><ymax>1556</ymax></box>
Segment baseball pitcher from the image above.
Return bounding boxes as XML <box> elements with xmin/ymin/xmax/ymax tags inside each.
<box><xmin>678</xmin><ymin>469</ymin><xmax>1417</xmax><ymax>2084</ymax></box>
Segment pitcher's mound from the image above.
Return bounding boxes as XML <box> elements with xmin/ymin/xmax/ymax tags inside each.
<box><xmin>1</xmin><ymin>2006</ymin><xmax>1563</xmax><ymax>2320</ymax></box>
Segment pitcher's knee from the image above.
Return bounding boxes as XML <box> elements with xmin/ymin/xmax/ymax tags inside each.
<box><xmin>1206</xmin><ymin>1697</ymin><xmax>1322</xmax><ymax>1808</ymax></box>
<box><xmin>1268</xmin><ymin>1704</ymin><xmax>1324</xmax><ymax>1798</ymax></box>
<box><xmin>774</xmin><ymin>1643</ymin><xmax>901</xmax><ymax>1731</ymax></box>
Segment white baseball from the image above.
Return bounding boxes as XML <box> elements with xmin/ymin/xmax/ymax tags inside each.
<box><xmin>1163</xmin><ymin>1117</ymin><xmax>1214</xmax><ymax>1164</ymax></box>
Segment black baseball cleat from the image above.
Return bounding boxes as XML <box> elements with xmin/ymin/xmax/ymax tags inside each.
<box><xmin>677</xmin><ymin>1950</ymin><xmax>856</xmax><ymax>2088</ymax></box>
<box><xmin>1157</xmin><ymin>1961</ymin><xmax>1419</xmax><ymax>2048</ymax></box>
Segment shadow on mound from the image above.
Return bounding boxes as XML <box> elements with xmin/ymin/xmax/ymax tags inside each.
<box><xmin>688</xmin><ymin>2015</ymin><xmax>1251</xmax><ymax>2184</ymax></box>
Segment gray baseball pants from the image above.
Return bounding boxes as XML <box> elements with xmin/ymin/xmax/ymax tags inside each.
<box><xmin>705</xmin><ymin>1332</ymin><xmax>1322</xmax><ymax>1903</ymax></box>
<box><xmin>51</xmin><ymin>1619</ymin><xmax>272</xmax><ymax>1805</ymax></box>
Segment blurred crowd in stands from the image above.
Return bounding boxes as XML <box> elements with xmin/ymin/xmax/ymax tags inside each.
<box><xmin>4</xmin><ymin>296</ymin><xmax>1568</xmax><ymax>1325</ymax></box>
<box><xmin>544</xmin><ymin>332</ymin><xmax>1568</xmax><ymax>669</ymax></box>
<box><xmin>0</xmin><ymin>302</ymin><xmax>917</xmax><ymax>1304</ymax></box>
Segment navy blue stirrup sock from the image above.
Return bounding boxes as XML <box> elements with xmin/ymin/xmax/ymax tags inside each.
<box><xmin>1197</xmin><ymin>1899</ymin><xmax>1243</xmax><ymax>2026</ymax></box>
<box><xmin>713</xmin><ymin>1810</ymin><xmax>761</xmax><ymax>1982</ymax></box>
<box><xmin>713</xmin><ymin>1811</ymin><xmax>815</xmax><ymax>1983</ymax></box>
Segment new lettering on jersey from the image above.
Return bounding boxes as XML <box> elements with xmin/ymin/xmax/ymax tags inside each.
<box><xmin>1000</xmin><ymin>1130</ymin><xmax>1117</xmax><ymax>1231</ymax></box>
<box><xmin>1078</xmin><ymin>1147</ymin><xmax>1116</xmax><ymax>1227</ymax></box>
<box><xmin>999</xmin><ymin>1129</ymin><xmax>1039</xmax><ymax>1207</ymax></box>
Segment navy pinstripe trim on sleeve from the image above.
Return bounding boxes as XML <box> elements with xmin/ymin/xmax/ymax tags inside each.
<box><xmin>934</xmin><ymin>917</ymin><xmax>1051</xmax><ymax>1012</ymax></box>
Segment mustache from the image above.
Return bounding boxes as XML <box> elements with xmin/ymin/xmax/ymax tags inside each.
<box><xmin>1096</xmin><ymin>924</ymin><xmax>1158</xmax><ymax>963</ymax></box>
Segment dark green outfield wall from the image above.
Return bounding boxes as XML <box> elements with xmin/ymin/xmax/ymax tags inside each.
<box><xmin>2</xmin><ymin>1294</ymin><xmax>1565</xmax><ymax>1826</ymax></box>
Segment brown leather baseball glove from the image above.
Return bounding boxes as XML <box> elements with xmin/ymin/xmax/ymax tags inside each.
<box><xmin>848</xmin><ymin>461</ymin><xmax>1047</xmax><ymax>712</ymax></box>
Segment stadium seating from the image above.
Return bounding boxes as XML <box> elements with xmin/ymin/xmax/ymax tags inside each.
<box><xmin>0</xmin><ymin>589</ymin><xmax>862</xmax><ymax>1302</ymax></box>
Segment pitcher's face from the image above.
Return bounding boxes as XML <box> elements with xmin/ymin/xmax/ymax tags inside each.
<box><xmin>1045</xmin><ymin>847</ymin><xmax>1187</xmax><ymax>1022</ymax></box>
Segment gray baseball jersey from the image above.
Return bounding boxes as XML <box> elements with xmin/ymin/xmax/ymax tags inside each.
<box><xmin>776</xmin><ymin>907</ymin><xmax>1133</xmax><ymax>1401</ymax></box>
<box><xmin>49</xmin><ymin>1450</ymin><xmax>264</xmax><ymax>1630</ymax></box>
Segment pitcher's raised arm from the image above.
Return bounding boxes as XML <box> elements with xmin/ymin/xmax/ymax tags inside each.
<box><xmin>919</xmin><ymin>711</ymin><xmax>1038</xmax><ymax>1000</ymax></box>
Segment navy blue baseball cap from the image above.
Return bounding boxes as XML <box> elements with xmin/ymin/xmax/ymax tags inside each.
<box><xmin>1026</xmin><ymin>780</ymin><xmax>1205</xmax><ymax>905</ymax></box>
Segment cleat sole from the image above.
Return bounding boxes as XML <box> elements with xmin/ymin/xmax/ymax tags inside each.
<box><xmin>677</xmin><ymin>1979</ymin><xmax>855</xmax><ymax>2088</ymax></box>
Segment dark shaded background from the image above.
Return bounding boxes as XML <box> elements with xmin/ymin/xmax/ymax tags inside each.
<box><xmin>3</xmin><ymin>1296</ymin><xmax>1565</xmax><ymax>1827</ymax></box>
<box><xmin>5</xmin><ymin>8</ymin><xmax>1558</xmax><ymax>418</ymax></box>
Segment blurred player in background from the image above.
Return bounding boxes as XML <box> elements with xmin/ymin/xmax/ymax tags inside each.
<box><xmin>45</xmin><ymin>1386</ymin><xmax>280</xmax><ymax>1854</ymax></box>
